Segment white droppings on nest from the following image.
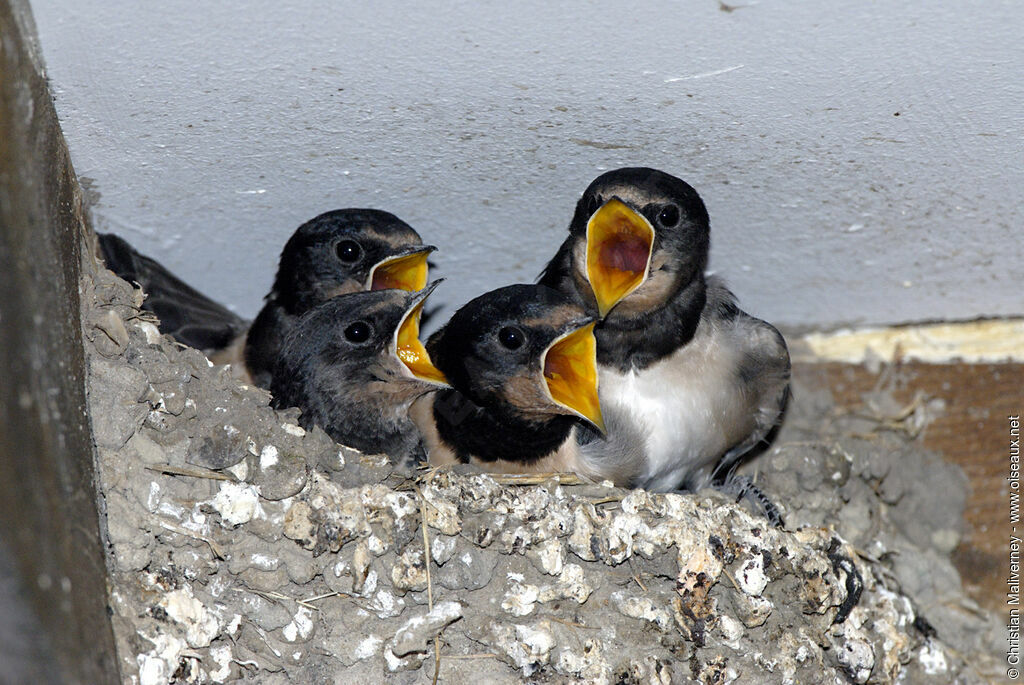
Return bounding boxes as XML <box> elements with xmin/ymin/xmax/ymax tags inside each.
<box><xmin>226</xmin><ymin>460</ymin><xmax>248</xmax><ymax>481</ymax></box>
<box><xmin>369</xmin><ymin>589</ymin><xmax>405</xmax><ymax>619</ymax></box>
<box><xmin>533</xmin><ymin>537</ymin><xmax>565</xmax><ymax>576</ymax></box>
<box><xmin>180</xmin><ymin>505</ymin><xmax>208</xmax><ymax>535</ymax></box>
<box><xmin>281</xmin><ymin>422</ymin><xmax>305</xmax><ymax>437</ymax></box>
<box><xmin>611</xmin><ymin>591</ymin><xmax>672</xmax><ymax>630</ymax></box>
<box><xmin>502</xmin><ymin>580</ymin><xmax>540</xmax><ymax>616</ymax></box>
<box><xmin>459</xmin><ymin>473</ymin><xmax>505</xmax><ymax>503</ymax></box>
<box><xmin>137</xmin><ymin>320</ymin><xmax>162</xmax><ymax>344</ymax></box>
<box><xmin>832</xmin><ymin>618</ymin><xmax>876</xmax><ymax>685</ymax></box>
<box><xmin>250</xmin><ymin>553</ymin><xmax>278</xmax><ymax>571</ymax></box>
<box><xmin>718</xmin><ymin>614</ymin><xmax>744</xmax><ymax>648</ymax></box>
<box><xmin>492</xmin><ymin>621</ymin><xmax>556</xmax><ymax>677</ymax></box>
<box><xmin>225</xmin><ymin>613</ymin><xmax>242</xmax><ymax>635</ymax></box>
<box><xmin>383</xmin><ymin>645</ymin><xmax>423</xmax><ymax>672</ymax></box>
<box><xmin>422</xmin><ymin>486</ymin><xmax>461</xmax><ymax>535</ymax></box>
<box><xmin>382</xmin><ymin>602</ymin><xmax>463</xmax><ymax>673</ymax></box>
<box><xmin>868</xmin><ymin>588</ymin><xmax>916</xmax><ymax>680</ymax></box>
<box><xmin>737</xmin><ymin>553</ymin><xmax>768</xmax><ymax>596</ymax></box>
<box><xmin>160</xmin><ymin>585</ymin><xmax>221</xmax><ymax>648</ymax></box>
<box><xmin>366</xmin><ymin>533</ymin><xmax>388</xmax><ymax>556</ymax></box>
<box><xmin>568</xmin><ymin>504</ymin><xmax>599</xmax><ymax>561</ymax></box>
<box><xmin>370</xmin><ymin>486</ymin><xmax>418</xmax><ymax>521</ymax></box>
<box><xmin>147</xmin><ymin>481</ymin><xmax>161</xmax><ymax>512</ymax></box>
<box><xmin>390</xmin><ymin>601</ymin><xmax>463</xmax><ymax>657</ymax></box>
<box><xmin>603</xmin><ymin>511</ymin><xmax>646</xmax><ymax>564</ymax></box>
<box><xmin>737</xmin><ymin>594</ymin><xmax>774</xmax><ymax>628</ymax></box>
<box><xmin>282</xmin><ymin>606</ymin><xmax>314</xmax><ymax>642</ymax></box>
<box><xmin>206</xmin><ymin>575</ymin><xmax>230</xmax><ymax>599</ymax></box>
<box><xmin>361</xmin><ymin>569</ymin><xmax>379</xmax><ymax>597</ymax></box>
<box><xmin>501</xmin><ymin>524</ymin><xmax>533</xmax><ymax>552</ymax></box>
<box><xmin>538</xmin><ymin>563</ymin><xmax>592</xmax><ymax>604</ymax></box>
<box><xmin>136</xmin><ymin>632</ymin><xmax>187</xmax><ymax>685</ymax></box>
<box><xmin>351</xmin><ymin>540</ymin><xmax>372</xmax><ymax>593</ymax></box>
<box><xmin>354</xmin><ymin>635</ymin><xmax>382</xmax><ymax>661</ymax></box>
<box><xmin>918</xmin><ymin>641</ymin><xmax>948</xmax><ymax>675</ymax></box>
<box><xmin>209</xmin><ymin>481</ymin><xmax>263</xmax><ymax>526</ymax></box>
<box><xmin>259</xmin><ymin>444</ymin><xmax>279</xmax><ymax>470</ymax></box>
<box><xmin>509</xmin><ymin>487</ymin><xmax>550</xmax><ymax>520</ymax></box>
<box><xmin>390</xmin><ymin>548</ymin><xmax>427</xmax><ymax>592</ymax></box>
<box><xmin>556</xmin><ymin>638</ymin><xmax>611</xmax><ymax>684</ymax></box>
<box><xmin>156</xmin><ymin>500</ymin><xmax>187</xmax><ymax>522</ymax></box>
<box><xmin>208</xmin><ymin>644</ymin><xmax>233</xmax><ymax>682</ymax></box>
<box><xmin>430</xmin><ymin>534</ymin><xmax>457</xmax><ymax>564</ymax></box>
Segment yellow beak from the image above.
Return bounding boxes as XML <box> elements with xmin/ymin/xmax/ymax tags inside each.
<box><xmin>541</xmin><ymin>321</ymin><xmax>605</xmax><ymax>433</ymax></box>
<box><xmin>395</xmin><ymin>290</ymin><xmax>448</xmax><ymax>386</ymax></box>
<box><xmin>585</xmin><ymin>198</ymin><xmax>655</xmax><ymax>317</ymax></box>
<box><xmin>368</xmin><ymin>247</ymin><xmax>433</xmax><ymax>292</ymax></box>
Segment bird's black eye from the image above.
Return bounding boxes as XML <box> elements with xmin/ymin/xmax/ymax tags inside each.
<box><xmin>657</xmin><ymin>204</ymin><xmax>680</xmax><ymax>228</ymax></box>
<box><xmin>336</xmin><ymin>240</ymin><xmax>362</xmax><ymax>263</ymax></box>
<box><xmin>498</xmin><ymin>326</ymin><xmax>524</xmax><ymax>350</ymax></box>
<box><xmin>344</xmin><ymin>321</ymin><xmax>371</xmax><ymax>343</ymax></box>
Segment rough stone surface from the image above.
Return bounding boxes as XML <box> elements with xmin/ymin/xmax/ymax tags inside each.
<box><xmin>83</xmin><ymin>256</ymin><xmax>1002</xmax><ymax>683</ymax></box>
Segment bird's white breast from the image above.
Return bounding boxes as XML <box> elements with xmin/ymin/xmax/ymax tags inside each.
<box><xmin>598</xmin><ymin>331</ymin><xmax>747</xmax><ymax>491</ymax></box>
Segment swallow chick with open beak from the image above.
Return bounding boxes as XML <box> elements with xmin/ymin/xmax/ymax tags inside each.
<box><xmin>410</xmin><ymin>284</ymin><xmax>645</xmax><ymax>483</ymax></box>
<box><xmin>97</xmin><ymin>208</ymin><xmax>435</xmax><ymax>388</ymax></box>
<box><xmin>268</xmin><ymin>283</ymin><xmax>448</xmax><ymax>464</ymax></box>
<box><xmin>539</xmin><ymin>167</ymin><xmax>790</xmax><ymax>492</ymax></box>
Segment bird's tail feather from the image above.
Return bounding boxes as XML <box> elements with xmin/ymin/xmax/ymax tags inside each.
<box><xmin>97</xmin><ymin>232</ymin><xmax>248</xmax><ymax>352</ymax></box>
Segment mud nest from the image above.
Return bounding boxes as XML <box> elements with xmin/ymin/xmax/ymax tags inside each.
<box><xmin>81</xmin><ymin>247</ymin><xmax>1001</xmax><ymax>683</ymax></box>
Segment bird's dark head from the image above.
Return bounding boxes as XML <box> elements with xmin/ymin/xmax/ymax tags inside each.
<box><xmin>274</xmin><ymin>281</ymin><xmax>448</xmax><ymax>400</ymax></box>
<box><xmin>566</xmin><ymin>168</ymin><xmax>710</xmax><ymax>321</ymax></box>
<box><xmin>272</xmin><ymin>208</ymin><xmax>435</xmax><ymax>313</ymax></box>
<box><xmin>429</xmin><ymin>284</ymin><xmax>604</xmax><ymax>432</ymax></box>
<box><xmin>269</xmin><ymin>283</ymin><xmax>447</xmax><ymax>455</ymax></box>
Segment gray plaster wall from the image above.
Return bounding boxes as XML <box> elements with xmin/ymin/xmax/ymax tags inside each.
<box><xmin>31</xmin><ymin>0</ymin><xmax>1023</xmax><ymax>331</ymax></box>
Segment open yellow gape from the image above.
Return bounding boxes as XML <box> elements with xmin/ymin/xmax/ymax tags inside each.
<box><xmin>369</xmin><ymin>249</ymin><xmax>431</xmax><ymax>292</ymax></box>
<box><xmin>542</xmin><ymin>322</ymin><xmax>605</xmax><ymax>433</ymax></box>
<box><xmin>395</xmin><ymin>300</ymin><xmax>448</xmax><ymax>385</ymax></box>
<box><xmin>585</xmin><ymin>199</ymin><xmax>655</xmax><ymax>317</ymax></box>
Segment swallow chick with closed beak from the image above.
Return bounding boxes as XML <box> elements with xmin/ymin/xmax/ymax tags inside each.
<box><xmin>268</xmin><ymin>282</ymin><xmax>448</xmax><ymax>465</ymax></box>
<box><xmin>411</xmin><ymin>284</ymin><xmax>646</xmax><ymax>483</ymax></box>
<box><xmin>539</xmin><ymin>167</ymin><xmax>790</xmax><ymax>491</ymax></box>
<box><xmin>97</xmin><ymin>208</ymin><xmax>435</xmax><ymax>388</ymax></box>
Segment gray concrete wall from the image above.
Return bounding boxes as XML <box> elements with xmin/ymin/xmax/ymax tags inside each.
<box><xmin>31</xmin><ymin>0</ymin><xmax>1024</xmax><ymax>331</ymax></box>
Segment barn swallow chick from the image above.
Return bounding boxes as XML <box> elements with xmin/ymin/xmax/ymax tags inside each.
<box><xmin>411</xmin><ymin>284</ymin><xmax>646</xmax><ymax>483</ymax></box>
<box><xmin>97</xmin><ymin>208</ymin><xmax>434</xmax><ymax>387</ymax></box>
<box><xmin>539</xmin><ymin>167</ymin><xmax>790</xmax><ymax>491</ymax></box>
<box><xmin>268</xmin><ymin>283</ymin><xmax>448</xmax><ymax>463</ymax></box>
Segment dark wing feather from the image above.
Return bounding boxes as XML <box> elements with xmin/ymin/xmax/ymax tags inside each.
<box><xmin>97</xmin><ymin>233</ymin><xmax>248</xmax><ymax>352</ymax></box>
